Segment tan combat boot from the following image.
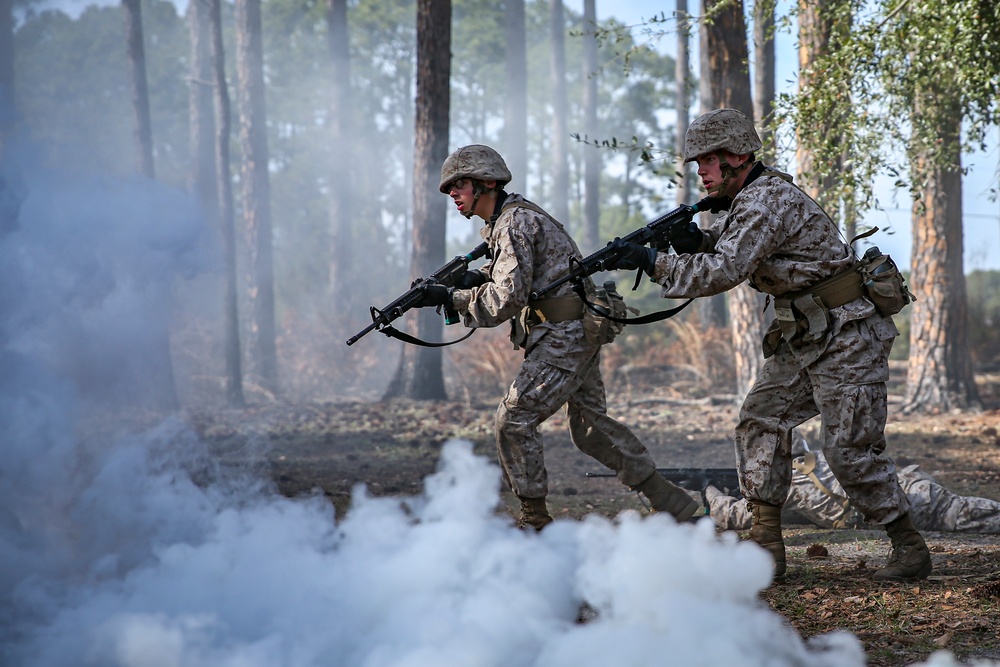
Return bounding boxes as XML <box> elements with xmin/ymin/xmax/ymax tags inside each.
<box><xmin>633</xmin><ymin>472</ymin><xmax>700</xmax><ymax>522</ymax></box>
<box><xmin>873</xmin><ymin>513</ymin><xmax>932</xmax><ymax>582</ymax></box>
<box><xmin>746</xmin><ymin>500</ymin><xmax>786</xmax><ymax>577</ymax></box>
<box><xmin>516</xmin><ymin>496</ymin><xmax>553</xmax><ymax>531</ymax></box>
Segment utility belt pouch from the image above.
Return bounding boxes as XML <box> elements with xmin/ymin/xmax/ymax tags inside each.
<box><xmin>858</xmin><ymin>247</ymin><xmax>915</xmax><ymax>316</ymax></box>
<box><xmin>508</xmin><ymin>307</ymin><xmax>534</xmax><ymax>350</ymax></box>
<box><xmin>582</xmin><ymin>281</ymin><xmax>631</xmax><ymax>346</ymax></box>
<box><xmin>772</xmin><ymin>294</ymin><xmax>829</xmax><ymax>345</ymax></box>
<box><xmin>761</xmin><ymin>322</ymin><xmax>784</xmax><ymax>359</ymax></box>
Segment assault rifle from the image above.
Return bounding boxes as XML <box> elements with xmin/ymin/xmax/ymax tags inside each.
<box><xmin>530</xmin><ymin>195</ymin><xmax>726</xmax><ymax>302</ymax></box>
<box><xmin>587</xmin><ymin>467</ymin><xmax>742</xmax><ymax>498</ymax></box>
<box><xmin>346</xmin><ymin>242</ymin><xmax>489</xmax><ymax>347</ymax></box>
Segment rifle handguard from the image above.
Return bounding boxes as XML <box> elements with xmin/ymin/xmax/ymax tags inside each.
<box><xmin>529</xmin><ymin>195</ymin><xmax>717</xmax><ymax>302</ymax></box>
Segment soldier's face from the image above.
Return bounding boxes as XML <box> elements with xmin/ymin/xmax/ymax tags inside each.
<box><xmin>696</xmin><ymin>151</ymin><xmax>746</xmax><ymax>198</ymax></box>
<box><xmin>447</xmin><ymin>178</ymin><xmax>496</xmax><ymax>220</ymax></box>
<box><xmin>447</xmin><ymin>178</ymin><xmax>475</xmax><ymax>214</ymax></box>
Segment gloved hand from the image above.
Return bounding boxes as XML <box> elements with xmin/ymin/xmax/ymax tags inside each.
<box><xmin>703</xmin><ymin>196</ymin><xmax>732</xmax><ymax>213</ymax></box>
<box><xmin>604</xmin><ymin>238</ymin><xmax>657</xmax><ymax>275</ymax></box>
<box><xmin>413</xmin><ymin>283</ymin><xmax>453</xmax><ymax>309</ymax></box>
<box><xmin>666</xmin><ymin>221</ymin><xmax>705</xmax><ymax>254</ymax></box>
<box><xmin>455</xmin><ymin>269</ymin><xmax>488</xmax><ymax>289</ymax></box>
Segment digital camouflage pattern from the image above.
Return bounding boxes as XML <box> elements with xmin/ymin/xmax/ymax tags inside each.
<box><xmin>646</xmin><ymin>170</ymin><xmax>910</xmax><ymax>526</ymax></box>
<box><xmin>683</xmin><ymin>108</ymin><xmax>763</xmax><ymax>162</ymax></box>
<box><xmin>438</xmin><ymin>144</ymin><xmax>512</xmax><ymax>193</ymax></box>
<box><xmin>707</xmin><ymin>450</ymin><xmax>1000</xmax><ymax>533</ymax></box>
<box><xmin>449</xmin><ymin>193</ymin><xmax>658</xmax><ymax>498</ymax></box>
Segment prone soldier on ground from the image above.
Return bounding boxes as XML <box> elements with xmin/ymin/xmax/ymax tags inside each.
<box><xmin>707</xmin><ymin>431</ymin><xmax>1000</xmax><ymax>534</ymax></box>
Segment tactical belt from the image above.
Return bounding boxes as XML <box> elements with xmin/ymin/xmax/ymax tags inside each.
<box><xmin>772</xmin><ymin>264</ymin><xmax>865</xmax><ymax>343</ymax></box>
<box><xmin>529</xmin><ymin>294</ymin><xmax>585</xmax><ymax>323</ymax></box>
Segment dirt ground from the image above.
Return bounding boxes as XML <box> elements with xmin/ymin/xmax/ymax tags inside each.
<box><xmin>185</xmin><ymin>362</ymin><xmax>1000</xmax><ymax>667</ymax></box>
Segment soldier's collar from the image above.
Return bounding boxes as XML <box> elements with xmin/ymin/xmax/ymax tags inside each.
<box><xmin>488</xmin><ymin>190</ymin><xmax>509</xmax><ymax>225</ymax></box>
<box><xmin>738</xmin><ymin>161</ymin><xmax>767</xmax><ymax>193</ymax></box>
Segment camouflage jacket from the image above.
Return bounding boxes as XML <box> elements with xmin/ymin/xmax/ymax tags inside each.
<box><xmin>649</xmin><ymin>167</ymin><xmax>897</xmax><ymax>351</ymax></box>
<box><xmin>450</xmin><ymin>193</ymin><xmax>596</xmax><ymax>370</ymax></box>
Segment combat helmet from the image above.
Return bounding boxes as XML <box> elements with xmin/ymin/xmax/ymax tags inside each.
<box><xmin>439</xmin><ymin>145</ymin><xmax>512</xmax><ymax>193</ymax></box>
<box><xmin>684</xmin><ymin>108</ymin><xmax>762</xmax><ymax>163</ymax></box>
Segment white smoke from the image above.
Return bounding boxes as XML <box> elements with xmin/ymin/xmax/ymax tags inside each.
<box><xmin>1</xmin><ymin>146</ymin><xmax>996</xmax><ymax>667</ymax></box>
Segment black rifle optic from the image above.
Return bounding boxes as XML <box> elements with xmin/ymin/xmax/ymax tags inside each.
<box><xmin>346</xmin><ymin>242</ymin><xmax>489</xmax><ymax>347</ymax></box>
<box><xmin>530</xmin><ymin>195</ymin><xmax>724</xmax><ymax>302</ymax></box>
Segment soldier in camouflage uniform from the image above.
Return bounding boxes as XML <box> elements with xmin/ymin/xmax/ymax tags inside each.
<box><xmin>707</xmin><ymin>434</ymin><xmax>1000</xmax><ymax>534</ymax></box>
<box><xmin>413</xmin><ymin>144</ymin><xmax>699</xmax><ymax>530</ymax></box>
<box><xmin>600</xmin><ymin>110</ymin><xmax>932</xmax><ymax>581</ymax></box>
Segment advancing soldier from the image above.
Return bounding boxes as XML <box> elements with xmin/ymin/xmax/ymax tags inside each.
<box><xmin>413</xmin><ymin>144</ymin><xmax>698</xmax><ymax>530</ymax></box>
<box><xmin>600</xmin><ymin>109</ymin><xmax>931</xmax><ymax>581</ymax></box>
<box><xmin>707</xmin><ymin>434</ymin><xmax>1000</xmax><ymax>534</ymax></box>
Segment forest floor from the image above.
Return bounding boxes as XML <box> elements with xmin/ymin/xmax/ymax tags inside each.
<box><xmin>184</xmin><ymin>362</ymin><xmax>1000</xmax><ymax>667</ymax></box>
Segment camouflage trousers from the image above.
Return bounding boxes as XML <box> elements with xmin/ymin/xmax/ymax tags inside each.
<box><xmin>495</xmin><ymin>349</ymin><xmax>655</xmax><ymax>499</ymax></box>
<box><xmin>735</xmin><ymin>316</ymin><xmax>909</xmax><ymax>525</ymax></box>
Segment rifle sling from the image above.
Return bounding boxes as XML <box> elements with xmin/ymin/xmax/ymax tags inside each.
<box><xmin>377</xmin><ymin>323</ymin><xmax>477</xmax><ymax>348</ymax></box>
<box><xmin>573</xmin><ymin>281</ymin><xmax>694</xmax><ymax>325</ymax></box>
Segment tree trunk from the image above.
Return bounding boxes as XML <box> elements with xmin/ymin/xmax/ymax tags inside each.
<box><xmin>903</xmin><ymin>100</ymin><xmax>980</xmax><ymax>413</ymax></box>
<box><xmin>753</xmin><ymin>0</ymin><xmax>775</xmax><ymax>164</ymax></box>
<box><xmin>209</xmin><ymin>0</ymin><xmax>245</xmax><ymax>407</ymax></box>
<box><xmin>695</xmin><ymin>0</ymin><xmax>730</xmax><ymax>330</ymax></box>
<box><xmin>674</xmin><ymin>0</ymin><xmax>693</xmax><ymax>206</ymax></box>
<box><xmin>549</xmin><ymin>0</ymin><xmax>569</xmax><ymax>224</ymax></box>
<box><xmin>124</xmin><ymin>0</ymin><xmax>179</xmax><ymax>410</ymax></box>
<box><xmin>703</xmin><ymin>0</ymin><xmax>764</xmax><ymax>399</ymax></box>
<box><xmin>503</xmin><ymin>0</ymin><xmax>528</xmax><ymax>190</ymax></box>
<box><xmin>235</xmin><ymin>0</ymin><xmax>279</xmax><ymax>395</ymax></box>
<box><xmin>581</xmin><ymin>0</ymin><xmax>599</xmax><ymax>251</ymax></box>
<box><xmin>326</xmin><ymin>0</ymin><xmax>353</xmax><ymax>318</ymax></box>
<box><xmin>187</xmin><ymin>0</ymin><xmax>217</xmax><ymax>222</ymax></box>
<box><xmin>123</xmin><ymin>0</ymin><xmax>155</xmax><ymax>179</ymax></box>
<box><xmin>796</xmin><ymin>0</ymin><xmax>835</xmax><ymax>203</ymax></box>
<box><xmin>383</xmin><ymin>0</ymin><xmax>451</xmax><ymax>401</ymax></box>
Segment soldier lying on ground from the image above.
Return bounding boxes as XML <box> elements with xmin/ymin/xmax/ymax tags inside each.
<box><xmin>706</xmin><ymin>434</ymin><xmax>1000</xmax><ymax>533</ymax></box>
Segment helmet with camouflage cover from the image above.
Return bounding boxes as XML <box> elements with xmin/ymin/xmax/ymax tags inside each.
<box><xmin>439</xmin><ymin>145</ymin><xmax>512</xmax><ymax>193</ymax></box>
<box><xmin>684</xmin><ymin>108</ymin><xmax>762</xmax><ymax>163</ymax></box>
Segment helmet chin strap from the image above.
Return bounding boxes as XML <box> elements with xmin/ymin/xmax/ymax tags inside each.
<box><xmin>463</xmin><ymin>182</ymin><xmax>494</xmax><ymax>219</ymax></box>
<box><xmin>712</xmin><ymin>159</ymin><xmax>751</xmax><ymax>197</ymax></box>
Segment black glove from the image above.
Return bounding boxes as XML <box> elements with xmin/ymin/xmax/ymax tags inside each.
<box><xmin>666</xmin><ymin>221</ymin><xmax>705</xmax><ymax>254</ymax></box>
<box><xmin>413</xmin><ymin>283</ymin><xmax>453</xmax><ymax>309</ymax></box>
<box><xmin>455</xmin><ymin>269</ymin><xmax>488</xmax><ymax>289</ymax></box>
<box><xmin>703</xmin><ymin>196</ymin><xmax>732</xmax><ymax>213</ymax></box>
<box><xmin>604</xmin><ymin>238</ymin><xmax>657</xmax><ymax>275</ymax></box>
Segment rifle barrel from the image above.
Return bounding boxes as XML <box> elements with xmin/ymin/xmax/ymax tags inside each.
<box><xmin>346</xmin><ymin>321</ymin><xmax>379</xmax><ymax>346</ymax></box>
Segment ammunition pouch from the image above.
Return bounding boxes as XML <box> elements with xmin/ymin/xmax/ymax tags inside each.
<box><xmin>508</xmin><ymin>294</ymin><xmax>585</xmax><ymax>350</ymax></box>
<box><xmin>581</xmin><ymin>281</ymin><xmax>631</xmax><ymax>346</ymax></box>
<box><xmin>858</xmin><ymin>247</ymin><xmax>915</xmax><ymax>316</ymax></box>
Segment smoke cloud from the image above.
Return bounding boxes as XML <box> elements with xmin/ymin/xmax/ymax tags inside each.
<box><xmin>0</xmin><ymin>149</ymin><xmax>992</xmax><ymax>667</ymax></box>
